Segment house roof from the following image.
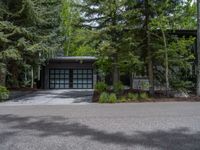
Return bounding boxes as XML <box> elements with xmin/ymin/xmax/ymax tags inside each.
<box><xmin>49</xmin><ymin>56</ymin><xmax>97</xmax><ymax>63</ymax></box>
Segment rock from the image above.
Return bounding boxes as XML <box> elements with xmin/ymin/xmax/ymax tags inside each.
<box><xmin>172</xmin><ymin>91</ymin><xmax>189</xmax><ymax>98</ymax></box>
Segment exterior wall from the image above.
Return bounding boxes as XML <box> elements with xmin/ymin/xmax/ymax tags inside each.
<box><xmin>93</xmin><ymin>71</ymin><xmax>97</xmax><ymax>88</ymax></box>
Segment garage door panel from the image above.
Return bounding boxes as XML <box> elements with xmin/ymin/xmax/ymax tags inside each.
<box><xmin>72</xmin><ymin>69</ymin><xmax>93</xmax><ymax>89</ymax></box>
<box><xmin>49</xmin><ymin>69</ymin><xmax>93</xmax><ymax>89</ymax></box>
<box><xmin>49</xmin><ymin>69</ymin><xmax>70</xmax><ymax>89</ymax></box>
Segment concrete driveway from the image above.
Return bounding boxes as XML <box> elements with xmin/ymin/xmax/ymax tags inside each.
<box><xmin>1</xmin><ymin>90</ymin><xmax>94</xmax><ymax>105</ymax></box>
<box><xmin>0</xmin><ymin>102</ymin><xmax>200</xmax><ymax>150</ymax></box>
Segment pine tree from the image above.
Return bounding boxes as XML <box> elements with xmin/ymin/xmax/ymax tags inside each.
<box><xmin>76</xmin><ymin>0</ymin><xmax>141</xmax><ymax>84</ymax></box>
<box><xmin>0</xmin><ymin>0</ymin><xmax>63</xmax><ymax>88</ymax></box>
<box><xmin>150</xmin><ymin>0</ymin><xmax>195</xmax><ymax>94</ymax></box>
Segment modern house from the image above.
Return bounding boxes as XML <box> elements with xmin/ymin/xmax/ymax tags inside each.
<box><xmin>40</xmin><ymin>56</ymin><xmax>97</xmax><ymax>89</ymax></box>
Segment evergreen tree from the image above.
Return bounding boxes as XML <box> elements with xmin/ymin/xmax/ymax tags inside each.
<box><xmin>0</xmin><ymin>0</ymin><xmax>63</xmax><ymax>88</ymax></box>
<box><xmin>149</xmin><ymin>0</ymin><xmax>195</xmax><ymax>93</ymax></box>
<box><xmin>76</xmin><ymin>0</ymin><xmax>141</xmax><ymax>84</ymax></box>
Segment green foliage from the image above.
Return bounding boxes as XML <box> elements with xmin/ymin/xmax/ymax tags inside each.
<box><xmin>141</xmin><ymin>81</ymin><xmax>150</xmax><ymax>90</ymax></box>
<box><xmin>61</xmin><ymin>0</ymin><xmax>96</xmax><ymax>56</ymax></box>
<box><xmin>73</xmin><ymin>45</ymin><xmax>96</xmax><ymax>56</ymax></box>
<box><xmin>113</xmin><ymin>82</ymin><xmax>124</xmax><ymax>94</ymax></box>
<box><xmin>148</xmin><ymin>0</ymin><xmax>196</xmax><ymax>93</ymax></box>
<box><xmin>0</xmin><ymin>0</ymin><xmax>195</xmax><ymax>92</ymax></box>
<box><xmin>119</xmin><ymin>53</ymin><xmax>143</xmax><ymax>75</ymax></box>
<box><xmin>0</xmin><ymin>86</ymin><xmax>9</xmax><ymax>101</ymax></box>
<box><xmin>99</xmin><ymin>92</ymin><xmax>109</xmax><ymax>103</ymax></box>
<box><xmin>119</xmin><ymin>96</ymin><xmax>127</xmax><ymax>103</ymax></box>
<box><xmin>75</xmin><ymin>0</ymin><xmax>142</xmax><ymax>81</ymax></box>
<box><xmin>127</xmin><ymin>93</ymin><xmax>138</xmax><ymax>101</ymax></box>
<box><xmin>139</xmin><ymin>93</ymin><xmax>149</xmax><ymax>100</ymax></box>
<box><xmin>95</xmin><ymin>82</ymin><xmax>108</xmax><ymax>93</ymax></box>
<box><xmin>70</xmin><ymin>0</ymin><xmax>197</xmax><ymax>94</ymax></box>
<box><xmin>99</xmin><ymin>92</ymin><xmax>117</xmax><ymax>103</ymax></box>
<box><xmin>0</xmin><ymin>0</ymin><xmax>63</xmax><ymax>88</ymax></box>
<box><xmin>171</xmin><ymin>79</ymin><xmax>193</xmax><ymax>92</ymax></box>
<box><xmin>108</xmin><ymin>93</ymin><xmax>117</xmax><ymax>103</ymax></box>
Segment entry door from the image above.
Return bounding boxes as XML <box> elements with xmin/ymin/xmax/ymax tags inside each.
<box><xmin>73</xmin><ymin>69</ymin><xmax>93</xmax><ymax>89</ymax></box>
<box><xmin>49</xmin><ymin>69</ymin><xmax>69</xmax><ymax>89</ymax></box>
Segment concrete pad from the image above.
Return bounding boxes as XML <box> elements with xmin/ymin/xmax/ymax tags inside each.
<box><xmin>0</xmin><ymin>89</ymin><xmax>94</xmax><ymax>106</ymax></box>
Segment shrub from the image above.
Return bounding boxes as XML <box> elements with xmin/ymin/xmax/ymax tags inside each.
<box><xmin>171</xmin><ymin>80</ymin><xmax>193</xmax><ymax>92</ymax></box>
<box><xmin>95</xmin><ymin>82</ymin><xmax>108</xmax><ymax>93</ymax></box>
<box><xmin>113</xmin><ymin>82</ymin><xmax>124</xmax><ymax>94</ymax></box>
<box><xmin>119</xmin><ymin>96</ymin><xmax>127</xmax><ymax>103</ymax></box>
<box><xmin>99</xmin><ymin>92</ymin><xmax>109</xmax><ymax>103</ymax></box>
<box><xmin>139</xmin><ymin>92</ymin><xmax>149</xmax><ymax>100</ymax></box>
<box><xmin>0</xmin><ymin>86</ymin><xmax>9</xmax><ymax>102</ymax></box>
<box><xmin>108</xmin><ymin>93</ymin><xmax>117</xmax><ymax>103</ymax></box>
<box><xmin>127</xmin><ymin>93</ymin><xmax>138</xmax><ymax>101</ymax></box>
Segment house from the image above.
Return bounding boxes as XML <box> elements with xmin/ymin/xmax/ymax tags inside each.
<box><xmin>40</xmin><ymin>56</ymin><xmax>97</xmax><ymax>89</ymax></box>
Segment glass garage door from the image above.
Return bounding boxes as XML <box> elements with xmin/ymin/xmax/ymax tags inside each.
<box><xmin>73</xmin><ymin>69</ymin><xmax>93</xmax><ymax>89</ymax></box>
<box><xmin>49</xmin><ymin>69</ymin><xmax>69</xmax><ymax>89</ymax></box>
<box><xmin>49</xmin><ymin>69</ymin><xmax>93</xmax><ymax>89</ymax></box>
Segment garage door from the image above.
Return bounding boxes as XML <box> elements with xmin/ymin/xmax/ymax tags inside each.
<box><xmin>49</xmin><ymin>69</ymin><xmax>93</xmax><ymax>89</ymax></box>
<box><xmin>73</xmin><ymin>69</ymin><xmax>93</xmax><ymax>89</ymax></box>
<box><xmin>49</xmin><ymin>69</ymin><xmax>70</xmax><ymax>89</ymax></box>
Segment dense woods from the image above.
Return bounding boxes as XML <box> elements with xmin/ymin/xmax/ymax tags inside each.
<box><xmin>0</xmin><ymin>0</ymin><xmax>198</xmax><ymax>96</ymax></box>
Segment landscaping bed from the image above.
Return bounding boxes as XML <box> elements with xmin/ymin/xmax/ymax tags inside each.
<box><xmin>93</xmin><ymin>91</ymin><xmax>200</xmax><ymax>103</ymax></box>
<box><xmin>92</xmin><ymin>83</ymin><xmax>200</xmax><ymax>103</ymax></box>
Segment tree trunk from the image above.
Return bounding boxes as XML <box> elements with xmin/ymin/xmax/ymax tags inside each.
<box><xmin>131</xmin><ymin>72</ymin><xmax>134</xmax><ymax>89</ymax></box>
<box><xmin>197</xmin><ymin>0</ymin><xmax>200</xmax><ymax>96</ymax></box>
<box><xmin>31</xmin><ymin>67</ymin><xmax>34</xmax><ymax>88</ymax></box>
<box><xmin>161</xmin><ymin>29</ymin><xmax>169</xmax><ymax>96</ymax></box>
<box><xmin>145</xmin><ymin>0</ymin><xmax>154</xmax><ymax>95</ymax></box>
<box><xmin>113</xmin><ymin>56</ymin><xmax>120</xmax><ymax>85</ymax></box>
<box><xmin>0</xmin><ymin>64</ymin><xmax>6</xmax><ymax>86</ymax></box>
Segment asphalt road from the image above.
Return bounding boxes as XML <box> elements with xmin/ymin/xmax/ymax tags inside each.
<box><xmin>0</xmin><ymin>102</ymin><xmax>200</xmax><ymax>150</ymax></box>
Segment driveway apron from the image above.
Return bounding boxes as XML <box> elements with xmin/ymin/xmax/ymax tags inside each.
<box><xmin>1</xmin><ymin>90</ymin><xmax>94</xmax><ymax>105</ymax></box>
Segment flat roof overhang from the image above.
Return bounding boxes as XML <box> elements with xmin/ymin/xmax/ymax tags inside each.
<box><xmin>49</xmin><ymin>56</ymin><xmax>97</xmax><ymax>63</ymax></box>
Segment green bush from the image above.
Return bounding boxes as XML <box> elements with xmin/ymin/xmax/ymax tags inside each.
<box><xmin>113</xmin><ymin>82</ymin><xmax>124</xmax><ymax>94</ymax></box>
<box><xmin>127</xmin><ymin>93</ymin><xmax>138</xmax><ymax>101</ymax></box>
<box><xmin>95</xmin><ymin>82</ymin><xmax>108</xmax><ymax>93</ymax></box>
<box><xmin>119</xmin><ymin>96</ymin><xmax>127</xmax><ymax>103</ymax></box>
<box><xmin>108</xmin><ymin>93</ymin><xmax>117</xmax><ymax>103</ymax></box>
<box><xmin>139</xmin><ymin>92</ymin><xmax>149</xmax><ymax>100</ymax></box>
<box><xmin>99</xmin><ymin>92</ymin><xmax>109</xmax><ymax>103</ymax></box>
<box><xmin>0</xmin><ymin>86</ymin><xmax>9</xmax><ymax>102</ymax></box>
<box><xmin>171</xmin><ymin>80</ymin><xmax>193</xmax><ymax>92</ymax></box>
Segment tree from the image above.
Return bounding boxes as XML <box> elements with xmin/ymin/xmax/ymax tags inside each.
<box><xmin>0</xmin><ymin>0</ymin><xmax>63</xmax><ymax>88</ymax></box>
<box><xmin>61</xmin><ymin>0</ymin><xmax>97</xmax><ymax>56</ymax></box>
<box><xmin>76</xmin><ymin>0</ymin><xmax>141</xmax><ymax>84</ymax></box>
<box><xmin>67</xmin><ymin>0</ymin><xmax>196</xmax><ymax>94</ymax></box>
<box><xmin>144</xmin><ymin>0</ymin><xmax>154</xmax><ymax>95</ymax></box>
<box><xmin>150</xmin><ymin>0</ymin><xmax>195</xmax><ymax>94</ymax></box>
